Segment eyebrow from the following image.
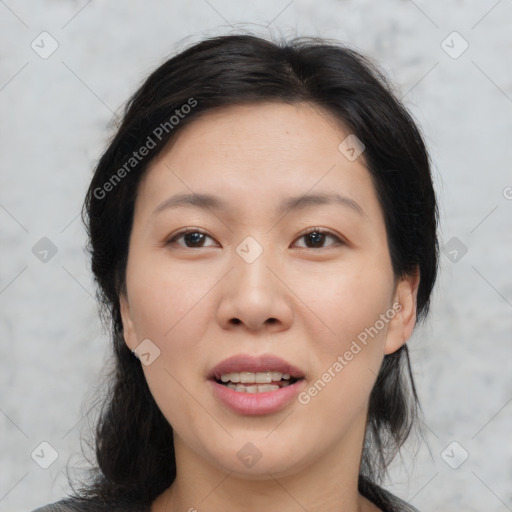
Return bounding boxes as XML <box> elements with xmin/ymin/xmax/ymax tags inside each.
<box><xmin>153</xmin><ymin>192</ymin><xmax>366</xmax><ymax>218</ymax></box>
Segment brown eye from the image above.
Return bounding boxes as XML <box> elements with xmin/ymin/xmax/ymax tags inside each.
<box><xmin>167</xmin><ymin>230</ymin><xmax>217</xmax><ymax>248</ymax></box>
<box><xmin>294</xmin><ymin>229</ymin><xmax>343</xmax><ymax>249</ymax></box>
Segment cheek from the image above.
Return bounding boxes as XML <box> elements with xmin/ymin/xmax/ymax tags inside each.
<box><xmin>292</xmin><ymin>261</ymin><xmax>394</xmax><ymax>415</ymax></box>
<box><xmin>125</xmin><ymin>249</ymin><xmax>222</xmax><ymax>352</ymax></box>
<box><xmin>126</xmin><ymin>252</ymin><xmax>216</xmax><ymax>341</ymax></box>
<box><xmin>128</xmin><ymin>263</ymin><xmax>216</xmax><ymax>429</ymax></box>
<box><xmin>124</xmin><ymin>255</ymin><xmax>219</xmax><ymax>409</ymax></box>
<box><xmin>141</xmin><ymin>356</ymin><xmax>209</xmax><ymax>432</ymax></box>
<box><xmin>293</xmin><ymin>259</ymin><xmax>394</xmax><ymax>350</ymax></box>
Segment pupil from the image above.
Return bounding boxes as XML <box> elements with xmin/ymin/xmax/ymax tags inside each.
<box><xmin>186</xmin><ymin>232</ymin><xmax>204</xmax><ymax>246</ymax></box>
<box><xmin>307</xmin><ymin>232</ymin><xmax>324</xmax><ymax>247</ymax></box>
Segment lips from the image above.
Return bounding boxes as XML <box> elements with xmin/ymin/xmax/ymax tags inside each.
<box><xmin>207</xmin><ymin>354</ymin><xmax>307</xmax><ymax>415</ymax></box>
<box><xmin>208</xmin><ymin>353</ymin><xmax>306</xmax><ymax>382</ymax></box>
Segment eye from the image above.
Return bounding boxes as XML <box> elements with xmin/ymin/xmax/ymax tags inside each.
<box><xmin>166</xmin><ymin>228</ymin><xmax>344</xmax><ymax>250</ymax></box>
<box><xmin>293</xmin><ymin>228</ymin><xmax>344</xmax><ymax>249</ymax></box>
<box><xmin>166</xmin><ymin>229</ymin><xmax>218</xmax><ymax>248</ymax></box>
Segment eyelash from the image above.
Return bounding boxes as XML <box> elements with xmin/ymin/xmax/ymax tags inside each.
<box><xmin>166</xmin><ymin>228</ymin><xmax>344</xmax><ymax>249</ymax></box>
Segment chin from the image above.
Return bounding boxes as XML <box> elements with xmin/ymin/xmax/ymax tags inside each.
<box><xmin>202</xmin><ymin>437</ymin><xmax>313</xmax><ymax>479</ymax></box>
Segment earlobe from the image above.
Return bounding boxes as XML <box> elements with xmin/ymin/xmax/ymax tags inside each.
<box><xmin>119</xmin><ymin>294</ymin><xmax>137</xmax><ymax>351</ymax></box>
<box><xmin>384</xmin><ymin>268</ymin><xmax>420</xmax><ymax>355</ymax></box>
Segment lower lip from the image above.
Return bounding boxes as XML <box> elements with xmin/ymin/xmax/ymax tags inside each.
<box><xmin>208</xmin><ymin>379</ymin><xmax>305</xmax><ymax>416</ymax></box>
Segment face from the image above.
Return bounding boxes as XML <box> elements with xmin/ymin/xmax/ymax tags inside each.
<box><xmin>120</xmin><ymin>101</ymin><xmax>419</xmax><ymax>480</ymax></box>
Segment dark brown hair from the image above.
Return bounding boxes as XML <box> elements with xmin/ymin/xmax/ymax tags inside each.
<box><xmin>77</xmin><ymin>32</ymin><xmax>438</xmax><ymax>508</ymax></box>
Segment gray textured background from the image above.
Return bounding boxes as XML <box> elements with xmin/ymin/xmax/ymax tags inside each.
<box><xmin>1</xmin><ymin>1</ymin><xmax>511</xmax><ymax>511</ymax></box>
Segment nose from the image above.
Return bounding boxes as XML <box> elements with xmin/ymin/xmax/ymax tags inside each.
<box><xmin>216</xmin><ymin>245</ymin><xmax>293</xmax><ymax>333</ymax></box>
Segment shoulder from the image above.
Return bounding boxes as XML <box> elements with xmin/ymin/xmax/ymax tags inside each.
<box><xmin>32</xmin><ymin>499</ymin><xmax>85</xmax><ymax>512</ymax></box>
<box><xmin>32</xmin><ymin>499</ymin><xmax>89</xmax><ymax>512</ymax></box>
<box><xmin>359</xmin><ymin>476</ymin><xmax>420</xmax><ymax>512</ymax></box>
<box><xmin>32</xmin><ymin>497</ymin><xmax>151</xmax><ymax>512</ymax></box>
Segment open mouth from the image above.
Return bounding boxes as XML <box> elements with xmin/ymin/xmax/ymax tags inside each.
<box><xmin>208</xmin><ymin>357</ymin><xmax>307</xmax><ymax>414</ymax></box>
<box><xmin>215</xmin><ymin>371</ymin><xmax>303</xmax><ymax>393</ymax></box>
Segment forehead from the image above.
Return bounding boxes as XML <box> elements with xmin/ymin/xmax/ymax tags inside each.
<box><xmin>162</xmin><ymin>101</ymin><xmax>350</xmax><ymax>166</ymax></box>
<box><xmin>137</xmin><ymin>101</ymin><xmax>379</xmax><ymax>219</ymax></box>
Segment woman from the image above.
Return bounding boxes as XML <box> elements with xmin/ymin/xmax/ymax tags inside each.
<box><xmin>35</xmin><ymin>32</ymin><xmax>438</xmax><ymax>512</ymax></box>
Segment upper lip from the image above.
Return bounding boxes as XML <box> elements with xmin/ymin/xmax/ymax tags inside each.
<box><xmin>209</xmin><ymin>353</ymin><xmax>305</xmax><ymax>381</ymax></box>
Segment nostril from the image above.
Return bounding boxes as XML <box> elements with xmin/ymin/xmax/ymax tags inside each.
<box><xmin>229</xmin><ymin>318</ymin><xmax>277</xmax><ymax>325</ymax></box>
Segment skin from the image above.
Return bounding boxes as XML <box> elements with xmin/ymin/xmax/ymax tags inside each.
<box><xmin>120</xmin><ymin>101</ymin><xmax>420</xmax><ymax>512</ymax></box>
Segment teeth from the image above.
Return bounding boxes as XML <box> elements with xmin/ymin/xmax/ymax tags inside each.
<box><xmin>256</xmin><ymin>371</ymin><xmax>272</xmax><ymax>383</ymax></box>
<box><xmin>220</xmin><ymin>371</ymin><xmax>292</xmax><ymax>384</ymax></box>
<box><xmin>241</xmin><ymin>372</ymin><xmax>255</xmax><ymax>383</ymax></box>
<box><xmin>226</xmin><ymin>383</ymin><xmax>281</xmax><ymax>393</ymax></box>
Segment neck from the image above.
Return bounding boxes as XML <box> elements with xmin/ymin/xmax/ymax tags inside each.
<box><xmin>151</xmin><ymin>417</ymin><xmax>379</xmax><ymax>512</ymax></box>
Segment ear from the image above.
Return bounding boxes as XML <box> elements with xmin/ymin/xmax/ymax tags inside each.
<box><xmin>384</xmin><ymin>267</ymin><xmax>420</xmax><ymax>355</ymax></box>
<box><xmin>119</xmin><ymin>293</ymin><xmax>138</xmax><ymax>351</ymax></box>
